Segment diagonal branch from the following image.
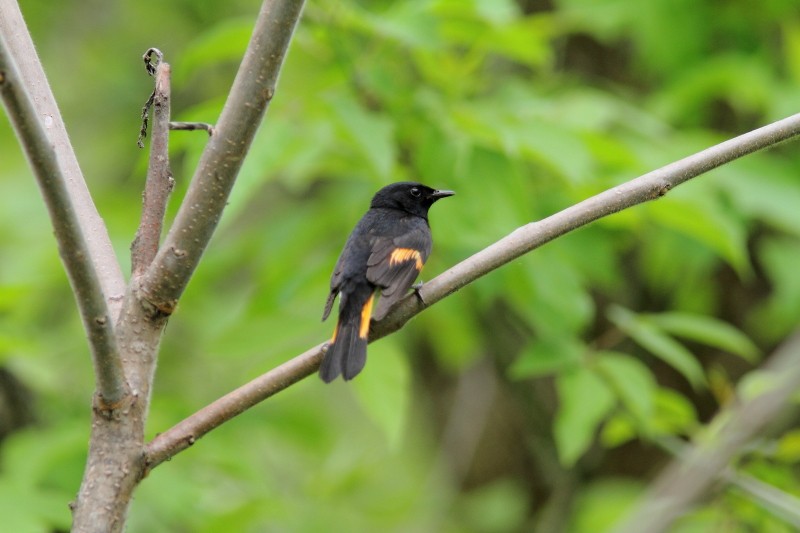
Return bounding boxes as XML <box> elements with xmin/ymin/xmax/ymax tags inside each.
<box><xmin>614</xmin><ymin>330</ymin><xmax>800</xmax><ymax>533</ymax></box>
<box><xmin>0</xmin><ymin>26</ymin><xmax>127</xmax><ymax>405</ymax></box>
<box><xmin>144</xmin><ymin>343</ymin><xmax>323</xmax><ymax>471</ymax></box>
<box><xmin>0</xmin><ymin>1</ymin><xmax>126</xmax><ymax>318</ymax></box>
<box><xmin>655</xmin><ymin>437</ymin><xmax>800</xmax><ymax>528</ymax></box>
<box><xmin>143</xmin><ymin>111</ymin><xmax>800</xmax><ymax>469</ymax></box>
<box><xmin>139</xmin><ymin>0</ymin><xmax>306</xmax><ymax>314</ymax></box>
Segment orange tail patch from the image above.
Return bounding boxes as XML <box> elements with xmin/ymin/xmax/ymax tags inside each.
<box><xmin>359</xmin><ymin>294</ymin><xmax>375</xmax><ymax>339</ymax></box>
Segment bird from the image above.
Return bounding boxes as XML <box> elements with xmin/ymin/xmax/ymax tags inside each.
<box><xmin>320</xmin><ymin>182</ymin><xmax>455</xmax><ymax>382</ymax></box>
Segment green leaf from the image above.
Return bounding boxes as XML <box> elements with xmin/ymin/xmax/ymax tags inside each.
<box><xmin>354</xmin><ymin>1</ymin><xmax>442</xmax><ymax>48</ymax></box>
<box><xmin>651</xmin><ymin>388</ymin><xmax>698</xmax><ymax>436</ymax></box>
<box><xmin>473</xmin><ymin>0</ymin><xmax>519</xmax><ymax>25</ymax></box>
<box><xmin>645</xmin><ymin>311</ymin><xmax>760</xmax><ymax>363</ymax></box>
<box><xmin>608</xmin><ymin>305</ymin><xmax>706</xmax><ymax>389</ymax></box>
<box><xmin>456</xmin><ymin>480</ymin><xmax>528</xmax><ymax>532</ymax></box>
<box><xmin>750</xmin><ymin>237</ymin><xmax>800</xmax><ymax>342</ymax></box>
<box><xmin>568</xmin><ymin>479</ymin><xmax>642</xmax><ymax>533</ymax></box>
<box><xmin>596</xmin><ymin>352</ymin><xmax>657</xmax><ymax>426</ymax></box>
<box><xmin>516</xmin><ymin>247</ymin><xmax>595</xmax><ymax>337</ymax></box>
<box><xmin>178</xmin><ymin>18</ymin><xmax>252</xmax><ymax>82</ymax></box>
<box><xmin>725</xmin><ymin>160</ymin><xmax>800</xmax><ymax>238</ymax></box>
<box><xmin>775</xmin><ymin>429</ymin><xmax>800</xmax><ymax>463</ymax></box>
<box><xmin>601</xmin><ymin>413</ymin><xmax>637</xmax><ymax>448</ymax></box>
<box><xmin>555</xmin><ymin>366</ymin><xmax>615</xmax><ymax>466</ymax></box>
<box><xmin>451</xmin><ymin>90</ymin><xmax>594</xmax><ymax>184</ymax></box>
<box><xmin>0</xmin><ymin>481</ymin><xmax>68</xmax><ymax>533</ymax></box>
<box><xmin>423</xmin><ymin>295</ymin><xmax>483</xmax><ymax>370</ymax></box>
<box><xmin>646</xmin><ymin>196</ymin><xmax>750</xmax><ymax>278</ymax></box>
<box><xmin>329</xmin><ymin>94</ymin><xmax>396</xmax><ymax>179</ymax></box>
<box><xmin>510</xmin><ymin>337</ymin><xmax>584</xmax><ymax>379</ymax></box>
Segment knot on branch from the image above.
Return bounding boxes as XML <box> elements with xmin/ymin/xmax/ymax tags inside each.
<box><xmin>136</xmin><ymin>285</ymin><xmax>177</xmax><ymax>319</ymax></box>
<box><xmin>93</xmin><ymin>389</ymin><xmax>134</xmax><ymax>420</ymax></box>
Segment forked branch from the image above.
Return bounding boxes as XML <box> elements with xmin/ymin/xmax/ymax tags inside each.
<box><xmin>139</xmin><ymin>0</ymin><xmax>307</xmax><ymax>314</ymax></box>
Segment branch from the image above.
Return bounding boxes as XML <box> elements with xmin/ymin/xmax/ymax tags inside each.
<box><xmin>169</xmin><ymin>121</ymin><xmax>214</xmax><ymax>135</ymax></box>
<box><xmin>0</xmin><ymin>2</ymin><xmax>126</xmax><ymax>318</ymax></box>
<box><xmin>0</xmin><ymin>10</ymin><xmax>127</xmax><ymax>406</ymax></box>
<box><xmin>614</xmin><ymin>330</ymin><xmax>800</xmax><ymax>533</ymax></box>
<box><xmin>144</xmin><ymin>111</ymin><xmax>800</xmax><ymax>468</ymax></box>
<box><xmin>132</xmin><ymin>50</ymin><xmax>174</xmax><ymax>277</ymax></box>
<box><xmin>656</xmin><ymin>437</ymin><xmax>800</xmax><ymax>528</ymax></box>
<box><xmin>145</xmin><ymin>343</ymin><xmax>322</xmax><ymax>470</ymax></box>
<box><xmin>139</xmin><ymin>0</ymin><xmax>306</xmax><ymax>314</ymax></box>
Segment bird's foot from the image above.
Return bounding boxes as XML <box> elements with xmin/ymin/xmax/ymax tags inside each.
<box><xmin>412</xmin><ymin>281</ymin><xmax>426</xmax><ymax>306</ymax></box>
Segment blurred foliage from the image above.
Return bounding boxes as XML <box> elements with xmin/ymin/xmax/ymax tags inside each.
<box><xmin>2</xmin><ymin>0</ymin><xmax>800</xmax><ymax>531</ymax></box>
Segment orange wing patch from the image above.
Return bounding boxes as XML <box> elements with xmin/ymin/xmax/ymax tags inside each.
<box><xmin>359</xmin><ymin>294</ymin><xmax>375</xmax><ymax>339</ymax></box>
<box><xmin>389</xmin><ymin>248</ymin><xmax>424</xmax><ymax>271</ymax></box>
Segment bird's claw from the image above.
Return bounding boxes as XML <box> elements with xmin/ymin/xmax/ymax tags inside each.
<box><xmin>412</xmin><ymin>281</ymin><xmax>426</xmax><ymax>305</ymax></box>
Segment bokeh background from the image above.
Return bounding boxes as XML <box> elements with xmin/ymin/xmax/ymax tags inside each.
<box><xmin>2</xmin><ymin>0</ymin><xmax>800</xmax><ymax>531</ymax></box>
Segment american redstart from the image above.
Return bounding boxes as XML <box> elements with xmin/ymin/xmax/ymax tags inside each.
<box><xmin>320</xmin><ymin>182</ymin><xmax>454</xmax><ymax>382</ymax></box>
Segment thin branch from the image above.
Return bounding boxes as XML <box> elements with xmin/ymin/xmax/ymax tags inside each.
<box><xmin>0</xmin><ymin>16</ymin><xmax>127</xmax><ymax>407</ymax></box>
<box><xmin>614</xmin><ymin>330</ymin><xmax>800</xmax><ymax>533</ymax></box>
<box><xmin>725</xmin><ymin>470</ymin><xmax>800</xmax><ymax>528</ymax></box>
<box><xmin>139</xmin><ymin>0</ymin><xmax>306</xmax><ymax>314</ymax></box>
<box><xmin>132</xmin><ymin>54</ymin><xmax>174</xmax><ymax>277</ymax></box>
<box><xmin>169</xmin><ymin>121</ymin><xmax>214</xmax><ymax>135</ymax></box>
<box><xmin>378</xmin><ymin>112</ymin><xmax>800</xmax><ymax>336</ymax></box>
<box><xmin>145</xmin><ymin>342</ymin><xmax>323</xmax><ymax>470</ymax></box>
<box><xmin>144</xmin><ymin>111</ymin><xmax>800</xmax><ymax>468</ymax></box>
<box><xmin>0</xmin><ymin>2</ymin><xmax>126</xmax><ymax>318</ymax></box>
<box><xmin>656</xmin><ymin>437</ymin><xmax>800</xmax><ymax>529</ymax></box>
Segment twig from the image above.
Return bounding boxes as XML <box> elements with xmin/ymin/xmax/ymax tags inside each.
<box><xmin>139</xmin><ymin>0</ymin><xmax>306</xmax><ymax>315</ymax></box>
<box><xmin>132</xmin><ymin>54</ymin><xmax>174</xmax><ymax>276</ymax></box>
<box><xmin>657</xmin><ymin>437</ymin><xmax>800</xmax><ymax>528</ymax></box>
<box><xmin>144</xmin><ymin>111</ymin><xmax>800</xmax><ymax>468</ymax></box>
<box><xmin>169</xmin><ymin>121</ymin><xmax>214</xmax><ymax>135</ymax></box>
<box><xmin>614</xmin><ymin>331</ymin><xmax>800</xmax><ymax>533</ymax></box>
<box><xmin>0</xmin><ymin>27</ymin><xmax>127</xmax><ymax>406</ymax></box>
<box><xmin>726</xmin><ymin>470</ymin><xmax>800</xmax><ymax>528</ymax></box>
<box><xmin>0</xmin><ymin>2</ymin><xmax>126</xmax><ymax>318</ymax></box>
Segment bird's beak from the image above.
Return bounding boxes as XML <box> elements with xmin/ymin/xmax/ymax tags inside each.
<box><xmin>431</xmin><ymin>189</ymin><xmax>455</xmax><ymax>200</ymax></box>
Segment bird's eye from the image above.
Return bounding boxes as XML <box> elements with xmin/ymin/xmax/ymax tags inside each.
<box><xmin>410</xmin><ymin>187</ymin><xmax>421</xmax><ymax>197</ymax></box>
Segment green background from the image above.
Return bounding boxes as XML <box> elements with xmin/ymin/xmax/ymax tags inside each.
<box><xmin>2</xmin><ymin>0</ymin><xmax>800</xmax><ymax>531</ymax></box>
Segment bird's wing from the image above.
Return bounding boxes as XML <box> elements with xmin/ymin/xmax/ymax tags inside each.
<box><xmin>322</xmin><ymin>251</ymin><xmax>346</xmax><ymax>321</ymax></box>
<box><xmin>366</xmin><ymin>227</ymin><xmax>431</xmax><ymax>321</ymax></box>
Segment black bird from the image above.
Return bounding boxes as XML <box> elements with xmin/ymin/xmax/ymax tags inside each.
<box><xmin>320</xmin><ymin>182</ymin><xmax>454</xmax><ymax>382</ymax></box>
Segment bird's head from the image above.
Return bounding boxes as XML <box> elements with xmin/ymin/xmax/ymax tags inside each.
<box><xmin>370</xmin><ymin>181</ymin><xmax>455</xmax><ymax>218</ymax></box>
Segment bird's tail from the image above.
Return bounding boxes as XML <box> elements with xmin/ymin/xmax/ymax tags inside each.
<box><xmin>319</xmin><ymin>293</ymin><xmax>374</xmax><ymax>382</ymax></box>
